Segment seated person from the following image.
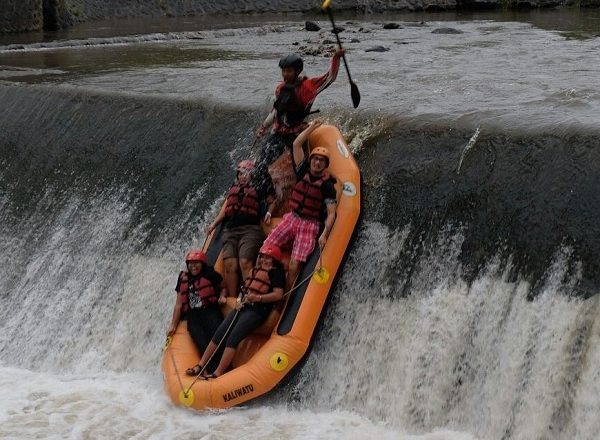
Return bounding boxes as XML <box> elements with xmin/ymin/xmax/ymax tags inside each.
<box><xmin>262</xmin><ymin>119</ymin><xmax>337</xmax><ymax>288</ymax></box>
<box><xmin>166</xmin><ymin>250</ymin><xmax>227</xmax><ymax>373</ymax></box>
<box><xmin>206</xmin><ymin>160</ymin><xmax>276</xmax><ymax>298</ymax></box>
<box><xmin>186</xmin><ymin>244</ymin><xmax>285</xmax><ymax>378</ymax></box>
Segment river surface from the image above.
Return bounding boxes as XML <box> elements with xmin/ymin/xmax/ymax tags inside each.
<box><xmin>1</xmin><ymin>9</ymin><xmax>600</xmax><ymax>440</ymax></box>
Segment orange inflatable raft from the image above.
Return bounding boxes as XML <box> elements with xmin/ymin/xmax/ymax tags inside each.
<box><xmin>162</xmin><ymin>124</ymin><xmax>361</xmax><ymax>410</ymax></box>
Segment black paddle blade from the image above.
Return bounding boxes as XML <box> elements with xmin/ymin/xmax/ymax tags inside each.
<box><xmin>350</xmin><ymin>81</ymin><xmax>360</xmax><ymax>108</ymax></box>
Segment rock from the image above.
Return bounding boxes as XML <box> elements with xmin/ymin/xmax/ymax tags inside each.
<box><xmin>322</xmin><ymin>39</ymin><xmax>335</xmax><ymax>45</ymax></box>
<box><xmin>332</xmin><ymin>26</ymin><xmax>345</xmax><ymax>34</ymax></box>
<box><xmin>383</xmin><ymin>23</ymin><xmax>401</xmax><ymax>29</ymax></box>
<box><xmin>365</xmin><ymin>46</ymin><xmax>389</xmax><ymax>52</ymax></box>
<box><xmin>350</xmin><ymin>38</ymin><xmax>360</xmax><ymax>43</ymax></box>
<box><xmin>432</xmin><ymin>27</ymin><xmax>463</xmax><ymax>34</ymax></box>
<box><xmin>305</xmin><ymin>21</ymin><xmax>320</xmax><ymax>32</ymax></box>
<box><xmin>298</xmin><ymin>44</ymin><xmax>335</xmax><ymax>57</ymax></box>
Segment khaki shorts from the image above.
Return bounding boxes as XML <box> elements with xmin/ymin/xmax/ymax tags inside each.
<box><xmin>222</xmin><ymin>224</ymin><xmax>265</xmax><ymax>261</ymax></box>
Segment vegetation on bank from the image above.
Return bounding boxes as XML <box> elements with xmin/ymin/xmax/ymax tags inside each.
<box><xmin>1</xmin><ymin>0</ymin><xmax>599</xmax><ymax>33</ymax></box>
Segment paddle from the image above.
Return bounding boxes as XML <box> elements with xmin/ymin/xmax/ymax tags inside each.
<box><xmin>321</xmin><ymin>0</ymin><xmax>360</xmax><ymax>108</ymax></box>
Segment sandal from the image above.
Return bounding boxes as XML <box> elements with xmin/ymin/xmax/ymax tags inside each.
<box><xmin>185</xmin><ymin>364</ymin><xmax>204</xmax><ymax>376</ymax></box>
<box><xmin>204</xmin><ymin>373</ymin><xmax>218</xmax><ymax>379</ymax></box>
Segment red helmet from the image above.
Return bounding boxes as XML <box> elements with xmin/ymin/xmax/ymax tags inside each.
<box><xmin>309</xmin><ymin>146</ymin><xmax>330</xmax><ymax>166</ymax></box>
<box><xmin>237</xmin><ymin>160</ymin><xmax>255</xmax><ymax>172</ymax></box>
<box><xmin>259</xmin><ymin>244</ymin><xmax>283</xmax><ymax>262</ymax></box>
<box><xmin>185</xmin><ymin>250</ymin><xmax>207</xmax><ymax>264</ymax></box>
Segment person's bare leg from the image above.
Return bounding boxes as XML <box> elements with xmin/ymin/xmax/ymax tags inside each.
<box><xmin>186</xmin><ymin>340</ymin><xmax>218</xmax><ymax>376</ymax></box>
<box><xmin>199</xmin><ymin>341</ymin><xmax>218</xmax><ymax>367</ymax></box>
<box><xmin>223</xmin><ymin>257</ymin><xmax>239</xmax><ymax>297</ymax></box>
<box><xmin>213</xmin><ymin>347</ymin><xmax>236</xmax><ymax>377</ymax></box>
<box><xmin>239</xmin><ymin>258</ymin><xmax>254</xmax><ymax>281</ymax></box>
<box><xmin>287</xmin><ymin>259</ymin><xmax>302</xmax><ymax>291</ymax></box>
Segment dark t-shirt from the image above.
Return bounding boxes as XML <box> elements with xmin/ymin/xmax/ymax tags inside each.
<box><xmin>267</xmin><ymin>266</ymin><xmax>286</xmax><ymax>290</ymax></box>
<box><xmin>224</xmin><ymin>212</ymin><xmax>260</xmax><ymax>229</ymax></box>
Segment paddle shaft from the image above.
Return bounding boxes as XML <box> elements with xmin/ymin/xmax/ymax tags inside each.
<box><xmin>325</xmin><ymin>8</ymin><xmax>354</xmax><ymax>83</ymax></box>
<box><xmin>325</xmin><ymin>7</ymin><xmax>360</xmax><ymax>108</ymax></box>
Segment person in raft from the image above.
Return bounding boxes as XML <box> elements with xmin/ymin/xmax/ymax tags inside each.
<box><xmin>167</xmin><ymin>250</ymin><xmax>227</xmax><ymax>373</ymax></box>
<box><xmin>262</xmin><ymin>119</ymin><xmax>337</xmax><ymax>289</ymax></box>
<box><xmin>252</xmin><ymin>50</ymin><xmax>344</xmax><ymax>194</ymax></box>
<box><xmin>186</xmin><ymin>243</ymin><xmax>285</xmax><ymax>377</ymax></box>
<box><xmin>205</xmin><ymin>160</ymin><xmax>276</xmax><ymax>298</ymax></box>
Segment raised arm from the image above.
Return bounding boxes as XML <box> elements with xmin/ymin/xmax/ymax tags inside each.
<box><xmin>306</xmin><ymin>50</ymin><xmax>344</xmax><ymax>95</ymax></box>
<box><xmin>292</xmin><ymin>119</ymin><xmax>323</xmax><ymax>167</ymax></box>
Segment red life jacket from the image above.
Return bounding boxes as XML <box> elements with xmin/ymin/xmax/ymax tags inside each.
<box><xmin>224</xmin><ymin>184</ymin><xmax>260</xmax><ymax>218</ymax></box>
<box><xmin>178</xmin><ymin>271</ymin><xmax>218</xmax><ymax>312</ymax></box>
<box><xmin>243</xmin><ymin>267</ymin><xmax>271</xmax><ymax>298</ymax></box>
<box><xmin>288</xmin><ymin>172</ymin><xmax>331</xmax><ymax>220</ymax></box>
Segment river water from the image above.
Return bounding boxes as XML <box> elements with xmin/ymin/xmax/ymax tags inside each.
<box><xmin>1</xmin><ymin>9</ymin><xmax>600</xmax><ymax>440</ymax></box>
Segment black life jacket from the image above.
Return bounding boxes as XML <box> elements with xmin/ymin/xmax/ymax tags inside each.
<box><xmin>273</xmin><ymin>81</ymin><xmax>311</xmax><ymax>129</ymax></box>
<box><xmin>288</xmin><ymin>172</ymin><xmax>331</xmax><ymax>220</ymax></box>
<box><xmin>178</xmin><ymin>271</ymin><xmax>218</xmax><ymax>313</ymax></box>
<box><xmin>224</xmin><ymin>184</ymin><xmax>260</xmax><ymax>219</ymax></box>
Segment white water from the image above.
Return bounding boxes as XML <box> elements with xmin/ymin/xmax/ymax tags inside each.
<box><xmin>2</xmin><ymin>216</ymin><xmax>598</xmax><ymax>438</ymax></box>
<box><xmin>4</xmin><ymin>367</ymin><xmax>473</xmax><ymax>440</ymax></box>
<box><xmin>298</xmin><ymin>224</ymin><xmax>600</xmax><ymax>439</ymax></box>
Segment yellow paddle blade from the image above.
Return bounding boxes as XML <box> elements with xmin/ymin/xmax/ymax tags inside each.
<box><xmin>321</xmin><ymin>0</ymin><xmax>332</xmax><ymax>10</ymax></box>
<box><xmin>179</xmin><ymin>389</ymin><xmax>195</xmax><ymax>407</ymax></box>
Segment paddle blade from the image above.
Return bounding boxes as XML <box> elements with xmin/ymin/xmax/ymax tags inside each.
<box><xmin>321</xmin><ymin>0</ymin><xmax>332</xmax><ymax>10</ymax></box>
<box><xmin>350</xmin><ymin>81</ymin><xmax>360</xmax><ymax>108</ymax></box>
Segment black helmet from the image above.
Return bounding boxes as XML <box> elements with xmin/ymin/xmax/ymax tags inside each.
<box><xmin>278</xmin><ymin>54</ymin><xmax>303</xmax><ymax>72</ymax></box>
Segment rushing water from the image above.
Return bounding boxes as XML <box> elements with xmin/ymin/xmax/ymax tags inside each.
<box><xmin>1</xmin><ymin>9</ymin><xmax>600</xmax><ymax>440</ymax></box>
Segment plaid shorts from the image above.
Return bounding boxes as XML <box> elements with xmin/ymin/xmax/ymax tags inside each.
<box><xmin>264</xmin><ymin>212</ymin><xmax>320</xmax><ymax>262</ymax></box>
